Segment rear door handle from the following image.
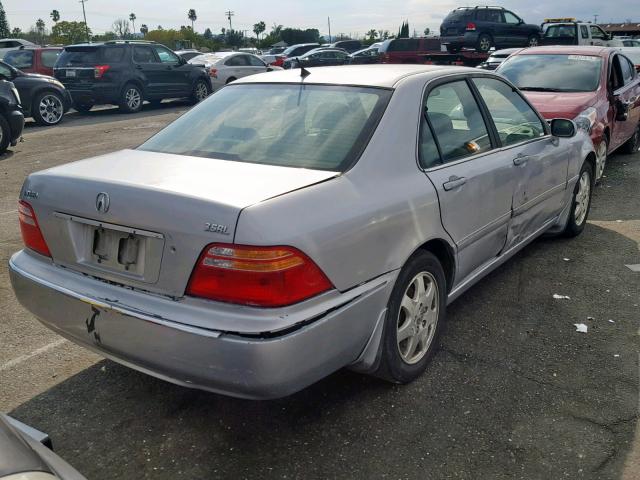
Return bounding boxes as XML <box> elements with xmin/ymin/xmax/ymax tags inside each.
<box><xmin>443</xmin><ymin>176</ymin><xmax>467</xmax><ymax>191</ymax></box>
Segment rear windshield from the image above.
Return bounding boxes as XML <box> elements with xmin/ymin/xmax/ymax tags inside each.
<box><xmin>41</xmin><ymin>49</ymin><xmax>61</xmax><ymax>67</ymax></box>
<box><xmin>544</xmin><ymin>25</ymin><xmax>577</xmax><ymax>38</ymax></box>
<box><xmin>139</xmin><ymin>84</ymin><xmax>392</xmax><ymax>171</ymax></box>
<box><xmin>3</xmin><ymin>50</ymin><xmax>33</xmax><ymax>69</ymax></box>
<box><xmin>498</xmin><ymin>54</ymin><xmax>602</xmax><ymax>92</ymax></box>
<box><xmin>57</xmin><ymin>47</ymin><xmax>100</xmax><ymax>66</ymax></box>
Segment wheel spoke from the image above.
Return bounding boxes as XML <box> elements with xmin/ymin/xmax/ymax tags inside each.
<box><xmin>403</xmin><ymin>335</ymin><xmax>418</xmax><ymax>359</ymax></box>
<box><xmin>397</xmin><ymin>319</ymin><xmax>415</xmax><ymax>342</ymax></box>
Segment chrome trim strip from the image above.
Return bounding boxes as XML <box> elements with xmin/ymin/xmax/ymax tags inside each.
<box><xmin>53</xmin><ymin>212</ymin><xmax>164</xmax><ymax>239</ymax></box>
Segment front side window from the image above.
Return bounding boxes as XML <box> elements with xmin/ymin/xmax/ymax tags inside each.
<box><xmin>3</xmin><ymin>50</ymin><xmax>33</xmax><ymax>69</ymax></box>
<box><xmin>0</xmin><ymin>62</ymin><xmax>13</xmax><ymax>78</ymax></box>
<box><xmin>590</xmin><ymin>26</ymin><xmax>606</xmax><ymax>40</ymax></box>
<box><xmin>499</xmin><ymin>54</ymin><xmax>602</xmax><ymax>92</ymax></box>
<box><xmin>139</xmin><ymin>84</ymin><xmax>392</xmax><ymax>172</ymax></box>
<box><xmin>503</xmin><ymin>12</ymin><xmax>520</xmax><ymax>24</ymax></box>
<box><xmin>153</xmin><ymin>45</ymin><xmax>179</xmax><ymax>64</ymax></box>
<box><xmin>473</xmin><ymin>77</ymin><xmax>546</xmax><ymax>146</ymax></box>
<box><xmin>619</xmin><ymin>56</ymin><xmax>635</xmax><ymax>84</ymax></box>
<box><xmin>424</xmin><ymin>80</ymin><xmax>492</xmax><ymax>163</ymax></box>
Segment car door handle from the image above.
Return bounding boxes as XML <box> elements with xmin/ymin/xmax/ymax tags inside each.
<box><xmin>443</xmin><ymin>176</ymin><xmax>467</xmax><ymax>191</ymax></box>
<box><xmin>513</xmin><ymin>155</ymin><xmax>529</xmax><ymax>166</ymax></box>
<box><xmin>135</xmin><ymin>65</ymin><xmax>143</xmax><ymax>70</ymax></box>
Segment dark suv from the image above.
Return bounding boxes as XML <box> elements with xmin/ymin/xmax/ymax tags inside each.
<box><xmin>0</xmin><ymin>78</ymin><xmax>24</xmax><ymax>153</ymax></box>
<box><xmin>54</xmin><ymin>41</ymin><xmax>212</xmax><ymax>113</ymax></box>
<box><xmin>440</xmin><ymin>6</ymin><xmax>540</xmax><ymax>53</ymax></box>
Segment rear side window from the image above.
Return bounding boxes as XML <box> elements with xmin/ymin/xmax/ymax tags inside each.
<box><xmin>473</xmin><ymin>77</ymin><xmax>546</xmax><ymax>146</ymax></box>
<box><xmin>133</xmin><ymin>46</ymin><xmax>156</xmax><ymax>63</ymax></box>
<box><xmin>3</xmin><ymin>50</ymin><xmax>33</xmax><ymax>69</ymax></box>
<box><xmin>477</xmin><ymin>9</ymin><xmax>503</xmax><ymax>22</ymax></box>
<box><xmin>226</xmin><ymin>55</ymin><xmax>248</xmax><ymax>66</ymax></box>
<box><xmin>424</xmin><ymin>80</ymin><xmax>492</xmax><ymax>163</ymax></box>
<box><xmin>41</xmin><ymin>50</ymin><xmax>61</xmax><ymax>68</ymax></box>
<box><xmin>57</xmin><ymin>47</ymin><xmax>100</xmax><ymax>66</ymax></box>
<box><xmin>247</xmin><ymin>55</ymin><xmax>265</xmax><ymax>67</ymax></box>
<box><xmin>388</xmin><ymin>39</ymin><xmax>420</xmax><ymax>52</ymax></box>
<box><xmin>102</xmin><ymin>47</ymin><xmax>126</xmax><ymax>62</ymax></box>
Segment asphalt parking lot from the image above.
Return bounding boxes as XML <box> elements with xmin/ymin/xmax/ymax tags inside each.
<box><xmin>1</xmin><ymin>106</ymin><xmax>638</xmax><ymax>479</ymax></box>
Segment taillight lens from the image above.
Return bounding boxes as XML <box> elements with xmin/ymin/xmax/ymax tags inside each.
<box><xmin>18</xmin><ymin>200</ymin><xmax>51</xmax><ymax>257</ymax></box>
<box><xmin>209</xmin><ymin>68</ymin><xmax>218</xmax><ymax>78</ymax></box>
<box><xmin>466</xmin><ymin>22</ymin><xmax>476</xmax><ymax>31</ymax></box>
<box><xmin>186</xmin><ymin>243</ymin><xmax>333</xmax><ymax>307</ymax></box>
<box><xmin>94</xmin><ymin>65</ymin><xmax>110</xmax><ymax>79</ymax></box>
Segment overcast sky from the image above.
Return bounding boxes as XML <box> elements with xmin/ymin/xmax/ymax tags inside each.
<box><xmin>4</xmin><ymin>0</ymin><xmax>637</xmax><ymax>36</ymax></box>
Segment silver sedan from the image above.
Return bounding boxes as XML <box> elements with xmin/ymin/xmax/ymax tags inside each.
<box><xmin>10</xmin><ymin>65</ymin><xmax>596</xmax><ymax>399</ymax></box>
<box><xmin>188</xmin><ymin>51</ymin><xmax>276</xmax><ymax>91</ymax></box>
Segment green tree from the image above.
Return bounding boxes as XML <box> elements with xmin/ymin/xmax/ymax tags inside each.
<box><xmin>51</xmin><ymin>21</ymin><xmax>90</xmax><ymax>44</ymax></box>
<box><xmin>253</xmin><ymin>21</ymin><xmax>266</xmax><ymax>43</ymax></box>
<box><xmin>187</xmin><ymin>9</ymin><xmax>197</xmax><ymax>31</ymax></box>
<box><xmin>0</xmin><ymin>2</ymin><xmax>10</xmax><ymax>38</ymax></box>
<box><xmin>11</xmin><ymin>27</ymin><xmax>21</xmax><ymax>36</ymax></box>
<box><xmin>424</xmin><ymin>27</ymin><xmax>430</xmax><ymax>36</ymax></box>
<box><xmin>129</xmin><ymin>13</ymin><xmax>136</xmax><ymax>35</ymax></box>
<box><xmin>203</xmin><ymin>27</ymin><xmax>213</xmax><ymax>39</ymax></box>
<box><xmin>140</xmin><ymin>24</ymin><xmax>148</xmax><ymax>36</ymax></box>
<box><xmin>50</xmin><ymin>9</ymin><xmax>60</xmax><ymax>23</ymax></box>
<box><xmin>366</xmin><ymin>29</ymin><xmax>378</xmax><ymax>41</ymax></box>
<box><xmin>112</xmin><ymin>18</ymin><xmax>130</xmax><ymax>39</ymax></box>
<box><xmin>225</xmin><ymin>29</ymin><xmax>244</xmax><ymax>47</ymax></box>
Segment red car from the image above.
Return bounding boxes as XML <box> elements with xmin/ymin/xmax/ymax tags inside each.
<box><xmin>497</xmin><ymin>46</ymin><xmax>640</xmax><ymax>180</ymax></box>
<box><xmin>3</xmin><ymin>47</ymin><xmax>62</xmax><ymax>77</ymax></box>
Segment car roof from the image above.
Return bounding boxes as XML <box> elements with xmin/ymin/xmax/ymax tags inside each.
<box><xmin>512</xmin><ymin>45</ymin><xmax>613</xmax><ymax>56</ymax></box>
<box><xmin>233</xmin><ymin>64</ymin><xmax>478</xmax><ymax>88</ymax></box>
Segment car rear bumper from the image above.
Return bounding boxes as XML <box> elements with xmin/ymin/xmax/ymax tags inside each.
<box><xmin>441</xmin><ymin>33</ymin><xmax>479</xmax><ymax>47</ymax></box>
<box><xmin>64</xmin><ymin>84</ymin><xmax>120</xmax><ymax>106</ymax></box>
<box><xmin>9</xmin><ymin>250</ymin><xmax>394</xmax><ymax>399</ymax></box>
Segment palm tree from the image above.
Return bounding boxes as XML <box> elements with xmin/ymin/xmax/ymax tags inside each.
<box><xmin>50</xmin><ymin>10</ymin><xmax>60</xmax><ymax>24</ymax></box>
<box><xmin>140</xmin><ymin>24</ymin><xmax>148</xmax><ymax>36</ymax></box>
<box><xmin>129</xmin><ymin>13</ymin><xmax>136</xmax><ymax>35</ymax></box>
<box><xmin>253</xmin><ymin>21</ymin><xmax>266</xmax><ymax>43</ymax></box>
<box><xmin>366</xmin><ymin>29</ymin><xmax>378</xmax><ymax>41</ymax></box>
<box><xmin>35</xmin><ymin>18</ymin><xmax>45</xmax><ymax>44</ymax></box>
<box><xmin>187</xmin><ymin>9</ymin><xmax>197</xmax><ymax>31</ymax></box>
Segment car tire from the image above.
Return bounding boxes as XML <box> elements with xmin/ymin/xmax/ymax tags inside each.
<box><xmin>73</xmin><ymin>102</ymin><xmax>93</xmax><ymax>113</ymax></box>
<box><xmin>32</xmin><ymin>91</ymin><xmax>65</xmax><ymax>126</ymax></box>
<box><xmin>373</xmin><ymin>250</ymin><xmax>447</xmax><ymax>384</ymax></box>
<box><xmin>0</xmin><ymin>114</ymin><xmax>11</xmax><ymax>154</ymax></box>
<box><xmin>477</xmin><ymin>33</ymin><xmax>493</xmax><ymax>53</ymax></box>
<box><xmin>118</xmin><ymin>83</ymin><xmax>143</xmax><ymax>113</ymax></box>
<box><xmin>563</xmin><ymin>161</ymin><xmax>594</xmax><ymax>238</ymax></box>
<box><xmin>527</xmin><ymin>34</ymin><xmax>540</xmax><ymax>47</ymax></box>
<box><xmin>595</xmin><ymin>137</ymin><xmax>608</xmax><ymax>182</ymax></box>
<box><xmin>621</xmin><ymin>124</ymin><xmax>639</xmax><ymax>154</ymax></box>
<box><xmin>225</xmin><ymin>77</ymin><xmax>237</xmax><ymax>85</ymax></box>
<box><xmin>190</xmin><ymin>79</ymin><xmax>210</xmax><ymax>104</ymax></box>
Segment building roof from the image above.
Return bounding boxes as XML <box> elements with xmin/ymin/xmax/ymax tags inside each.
<box><xmin>234</xmin><ymin>64</ymin><xmax>477</xmax><ymax>88</ymax></box>
<box><xmin>602</xmin><ymin>23</ymin><xmax>640</xmax><ymax>32</ymax></box>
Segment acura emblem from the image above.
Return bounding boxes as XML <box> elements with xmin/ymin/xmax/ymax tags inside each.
<box><xmin>96</xmin><ymin>192</ymin><xmax>110</xmax><ymax>214</ymax></box>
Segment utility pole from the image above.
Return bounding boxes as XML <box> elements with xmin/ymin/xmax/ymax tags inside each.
<box><xmin>79</xmin><ymin>0</ymin><xmax>90</xmax><ymax>42</ymax></box>
<box><xmin>225</xmin><ymin>10</ymin><xmax>234</xmax><ymax>31</ymax></box>
<box><xmin>593</xmin><ymin>14</ymin><xmax>599</xmax><ymax>24</ymax></box>
<box><xmin>327</xmin><ymin>17</ymin><xmax>331</xmax><ymax>43</ymax></box>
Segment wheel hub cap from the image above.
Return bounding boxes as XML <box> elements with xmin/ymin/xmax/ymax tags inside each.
<box><xmin>574</xmin><ymin>171</ymin><xmax>591</xmax><ymax>225</ymax></box>
<box><xmin>397</xmin><ymin>272</ymin><xmax>439</xmax><ymax>365</ymax></box>
<box><xmin>39</xmin><ymin>95</ymin><xmax>63</xmax><ymax>124</ymax></box>
<box><xmin>126</xmin><ymin>89</ymin><xmax>141</xmax><ymax>109</ymax></box>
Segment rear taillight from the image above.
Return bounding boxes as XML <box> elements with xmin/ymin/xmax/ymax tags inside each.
<box><xmin>186</xmin><ymin>243</ymin><xmax>333</xmax><ymax>307</ymax></box>
<box><xmin>209</xmin><ymin>68</ymin><xmax>218</xmax><ymax>78</ymax></box>
<box><xmin>466</xmin><ymin>22</ymin><xmax>476</xmax><ymax>31</ymax></box>
<box><xmin>94</xmin><ymin>65</ymin><xmax>110</xmax><ymax>79</ymax></box>
<box><xmin>18</xmin><ymin>200</ymin><xmax>51</xmax><ymax>258</ymax></box>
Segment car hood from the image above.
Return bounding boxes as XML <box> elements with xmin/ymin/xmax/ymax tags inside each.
<box><xmin>520</xmin><ymin>91</ymin><xmax>598</xmax><ymax>119</ymax></box>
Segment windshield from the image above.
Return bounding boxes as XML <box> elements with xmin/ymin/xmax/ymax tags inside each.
<box><xmin>139</xmin><ymin>84</ymin><xmax>392</xmax><ymax>171</ymax></box>
<box><xmin>498</xmin><ymin>54</ymin><xmax>602</xmax><ymax>92</ymax></box>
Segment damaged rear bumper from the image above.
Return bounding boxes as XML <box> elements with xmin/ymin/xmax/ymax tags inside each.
<box><xmin>9</xmin><ymin>250</ymin><xmax>395</xmax><ymax>399</ymax></box>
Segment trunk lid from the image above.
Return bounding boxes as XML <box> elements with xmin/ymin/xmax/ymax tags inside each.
<box><xmin>24</xmin><ymin>149</ymin><xmax>338</xmax><ymax>297</ymax></box>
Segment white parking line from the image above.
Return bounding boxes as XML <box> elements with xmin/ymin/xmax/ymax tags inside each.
<box><xmin>0</xmin><ymin>339</ymin><xmax>67</xmax><ymax>372</ymax></box>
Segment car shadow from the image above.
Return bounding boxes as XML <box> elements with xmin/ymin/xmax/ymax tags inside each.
<box><xmin>0</xmin><ymin>150</ymin><xmax>15</xmax><ymax>162</ymax></box>
<box><xmin>9</xmin><ymin>220</ymin><xmax>639</xmax><ymax>479</ymax></box>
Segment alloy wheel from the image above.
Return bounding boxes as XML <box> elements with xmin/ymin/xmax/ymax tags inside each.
<box><xmin>195</xmin><ymin>82</ymin><xmax>209</xmax><ymax>102</ymax></box>
<box><xmin>528</xmin><ymin>37</ymin><xmax>539</xmax><ymax>47</ymax></box>
<box><xmin>38</xmin><ymin>94</ymin><xmax>64</xmax><ymax>124</ymax></box>
<box><xmin>397</xmin><ymin>272</ymin><xmax>439</xmax><ymax>365</ymax></box>
<box><xmin>596</xmin><ymin>141</ymin><xmax>607</xmax><ymax>179</ymax></box>
<box><xmin>574</xmin><ymin>170</ymin><xmax>591</xmax><ymax>226</ymax></box>
<box><xmin>125</xmin><ymin>88</ymin><xmax>141</xmax><ymax>110</ymax></box>
<box><xmin>479</xmin><ymin>37</ymin><xmax>491</xmax><ymax>52</ymax></box>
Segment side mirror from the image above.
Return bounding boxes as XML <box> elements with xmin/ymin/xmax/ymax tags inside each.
<box><xmin>550</xmin><ymin>118</ymin><xmax>576</xmax><ymax>138</ymax></box>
